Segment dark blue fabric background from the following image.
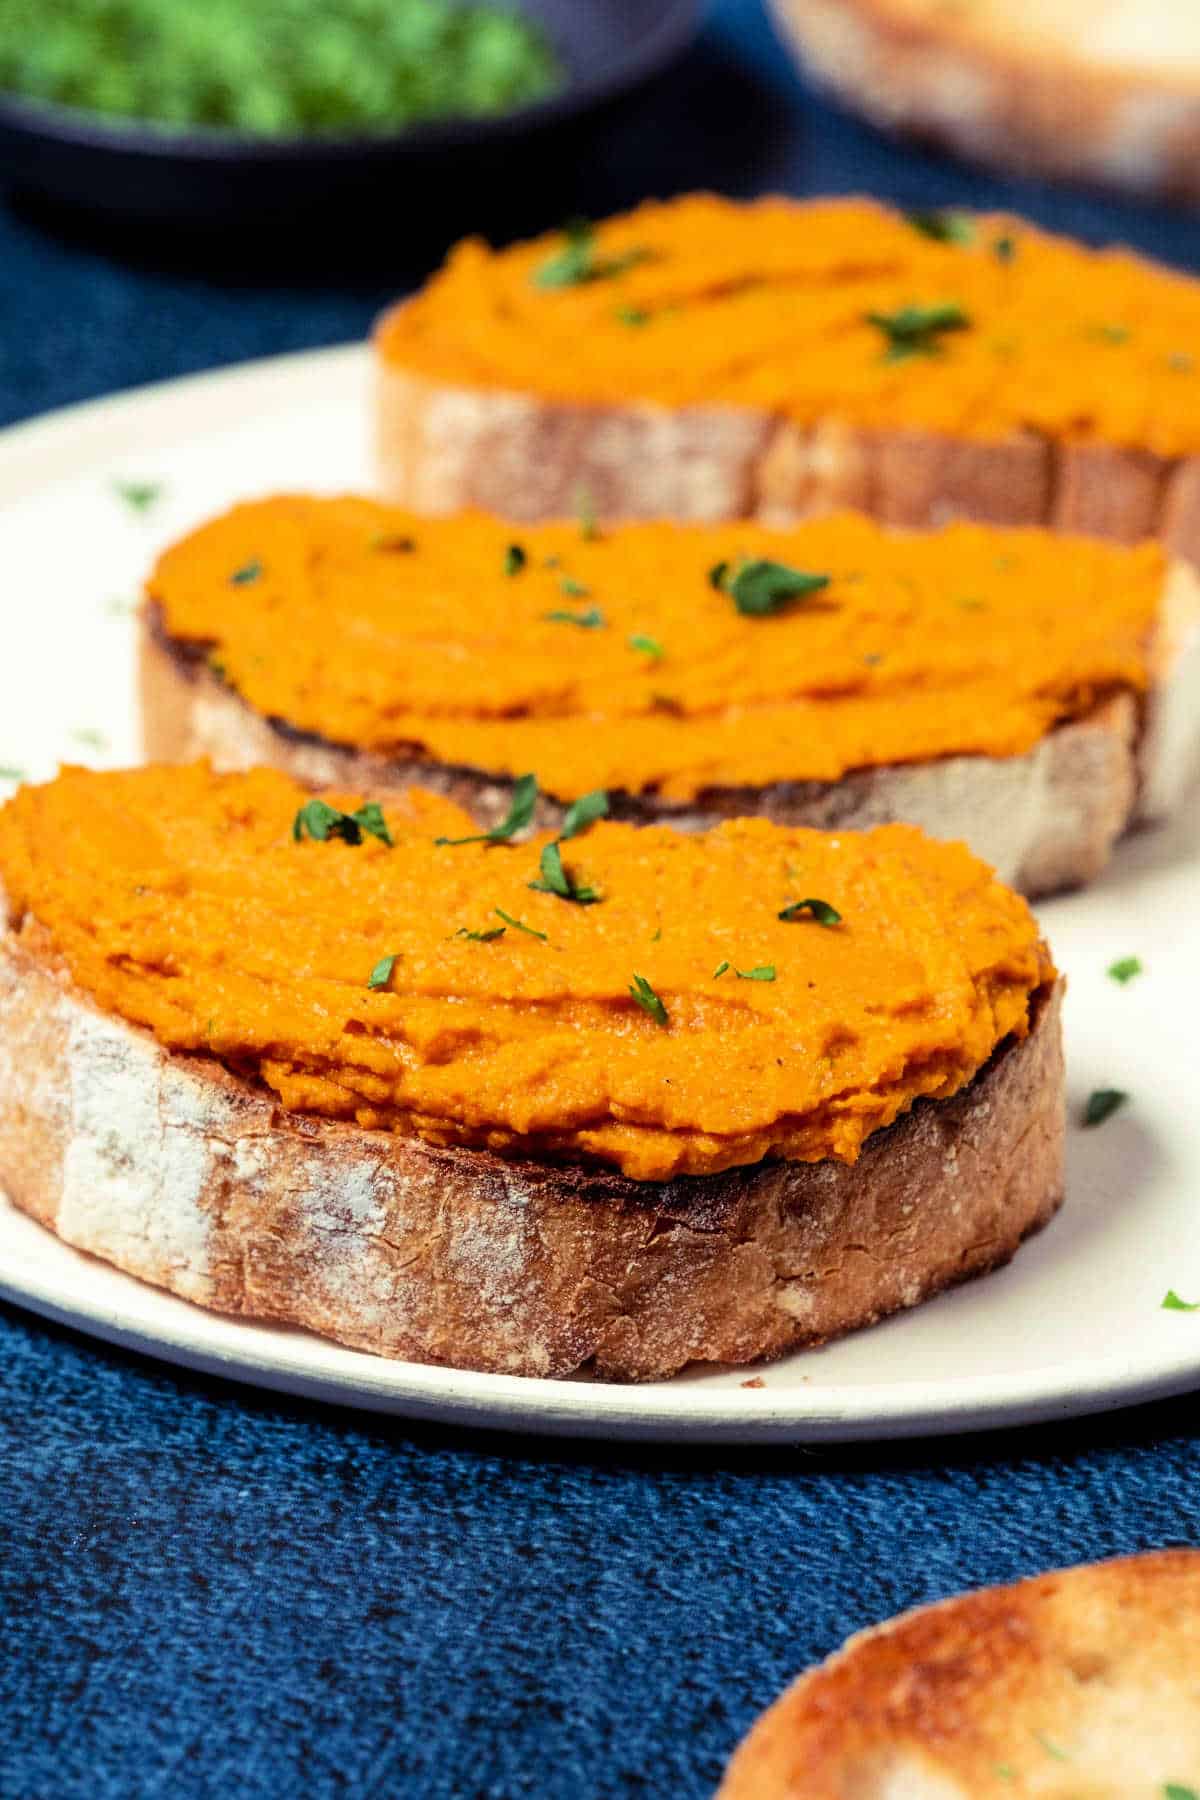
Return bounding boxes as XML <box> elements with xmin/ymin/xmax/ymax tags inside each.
<box><xmin>3</xmin><ymin>5</ymin><xmax>1200</xmax><ymax>1795</ymax></box>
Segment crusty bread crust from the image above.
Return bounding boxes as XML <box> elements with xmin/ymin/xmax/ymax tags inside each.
<box><xmin>0</xmin><ymin>915</ymin><xmax>1064</xmax><ymax>1381</ymax></box>
<box><xmin>719</xmin><ymin>1548</ymin><xmax>1200</xmax><ymax>1797</ymax></box>
<box><xmin>766</xmin><ymin>0</ymin><xmax>1200</xmax><ymax>207</ymax></box>
<box><xmin>373</xmin><ymin>352</ymin><xmax>1200</xmax><ymax>566</ymax></box>
<box><xmin>139</xmin><ymin>558</ymin><xmax>1200</xmax><ymax>898</ymax></box>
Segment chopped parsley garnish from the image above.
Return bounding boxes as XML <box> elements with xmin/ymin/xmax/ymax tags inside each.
<box><xmin>779</xmin><ymin>897</ymin><xmax>842</xmax><ymax>926</ymax></box>
<box><xmin>628</xmin><ymin>632</ymin><xmax>664</xmax><ymax>661</ymax></box>
<box><xmin>367</xmin><ymin>953</ymin><xmax>398</xmax><ymax>990</ymax></box>
<box><xmin>1165</xmin><ymin>1785</ymin><xmax>1200</xmax><ymax>1798</ymax></box>
<box><xmin>575</xmin><ymin>483</ymin><xmax>599</xmax><ymax>540</ymax></box>
<box><xmin>993</xmin><ymin>234</ymin><xmax>1017</xmax><ymax>263</ymax></box>
<box><xmin>113</xmin><ymin>479</ymin><xmax>162</xmax><ymax>512</ymax></box>
<box><xmin>544</xmin><ymin>606</ymin><xmax>604</xmax><ymax>629</ymax></box>
<box><xmin>713</xmin><ymin>960</ymin><xmax>731</xmax><ymax>979</ymax></box>
<box><xmin>628</xmin><ymin>973</ymin><xmax>667</xmax><ymax>1026</ymax></box>
<box><xmin>230</xmin><ymin>559</ymin><xmax>262</xmax><ymax>585</ymax></box>
<box><xmin>529</xmin><ymin>840</ymin><xmax>600</xmax><ymax>904</ymax></box>
<box><xmin>1162</xmin><ymin>1292</ymin><xmax>1200</xmax><ymax>1313</ymax></box>
<box><xmin>371</xmin><ymin>532</ymin><xmax>415</xmax><ymax>553</ymax></box>
<box><xmin>293</xmin><ymin>798</ymin><xmax>393</xmax><ymax>847</ymax></box>
<box><xmin>533</xmin><ymin>218</ymin><xmax>650</xmax><ymax>289</ymax></box>
<box><xmin>436</xmin><ymin>773</ymin><xmax>538</xmax><ymax>846</ymax></box>
<box><xmin>560</xmin><ymin>789</ymin><xmax>609</xmax><ymax>840</ymax></box>
<box><xmin>494</xmin><ymin>907</ymin><xmax>546</xmax><ymax>940</ymax></box>
<box><xmin>559</xmin><ymin>576</ymin><xmax>590</xmax><ymax>598</ymax></box>
<box><xmin>0</xmin><ymin>765</ymin><xmax>26</xmax><ymax>781</ymax></box>
<box><xmin>70</xmin><ymin>727</ymin><xmax>108</xmax><ymax>750</ymax></box>
<box><xmin>866</xmin><ymin>302</ymin><xmax>970</xmax><ymax>362</ymax></box>
<box><xmin>616</xmin><ymin>305</ymin><xmax>649</xmax><ymax>326</ymax></box>
<box><xmin>715</xmin><ymin>961</ymin><xmax>775</xmax><ymax>981</ymax></box>
<box><xmin>906</xmin><ymin>209</ymin><xmax>974</xmax><ymax>245</ymax></box>
<box><xmin>1082</xmin><ymin>1088</ymin><xmax>1127</xmax><ymax>1128</ymax></box>
<box><xmin>1108</xmin><ymin>956</ymin><xmax>1142</xmax><ymax>985</ymax></box>
<box><xmin>1033</xmin><ymin>1732</ymin><xmax>1069</xmax><ymax>1762</ymax></box>
<box><xmin>1168</xmin><ymin>353</ymin><xmax>1195</xmax><ymax>375</ymax></box>
<box><xmin>1090</xmin><ymin>322</ymin><xmax>1131</xmax><ymax>345</ymax></box>
<box><xmin>710</xmin><ymin>558</ymin><xmax>830</xmax><ymax>617</ymax></box>
<box><xmin>455</xmin><ymin>925</ymin><xmax>506</xmax><ymax>943</ymax></box>
<box><xmin>504</xmin><ymin>543</ymin><xmax>527</xmax><ymax>577</ymax></box>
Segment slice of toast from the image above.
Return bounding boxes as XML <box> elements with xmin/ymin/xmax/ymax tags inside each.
<box><xmin>718</xmin><ymin>1549</ymin><xmax>1200</xmax><ymax>1797</ymax></box>
<box><xmin>768</xmin><ymin>0</ymin><xmax>1200</xmax><ymax>206</ymax></box>
<box><xmin>0</xmin><ymin>927</ymin><xmax>1063</xmax><ymax>1381</ymax></box>
<box><xmin>373</xmin><ymin>198</ymin><xmax>1200</xmax><ymax>566</ymax></box>
<box><xmin>139</xmin><ymin>500</ymin><xmax>1200</xmax><ymax>901</ymax></box>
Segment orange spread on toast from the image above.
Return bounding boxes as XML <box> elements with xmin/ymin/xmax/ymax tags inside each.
<box><xmin>376</xmin><ymin>193</ymin><xmax>1200</xmax><ymax>459</ymax></box>
<box><xmin>148</xmin><ymin>495</ymin><xmax>1162</xmax><ymax>804</ymax></box>
<box><xmin>0</xmin><ymin>764</ymin><xmax>1054</xmax><ymax>1181</ymax></box>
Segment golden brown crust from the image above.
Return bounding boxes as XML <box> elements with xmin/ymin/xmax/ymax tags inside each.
<box><xmin>139</xmin><ymin>602</ymin><xmax>1174</xmax><ymax>900</ymax></box>
<box><xmin>0</xmin><ymin>915</ymin><xmax>1064</xmax><ymax>1381</ymax></box>
<box><xmin>718</xmin><ymin>1549</ymin><xmax>1200</xmax><ymax>1796</ymax></box>
<box><xmin>766</xmin><ymin>0</ymin><xmax>1200</xmax><ymax>205</ymax></box>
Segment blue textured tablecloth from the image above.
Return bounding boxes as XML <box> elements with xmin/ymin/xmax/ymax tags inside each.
<box><xmin>4</xmin><ymin>6</ymin><xmax>1200</xmax><ymax>1795</ymax></box>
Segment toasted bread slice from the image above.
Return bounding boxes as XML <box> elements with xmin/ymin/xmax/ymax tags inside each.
<box><xmin>0</xmin><ymin>929</ymin><xmax>1063</xmax><ymax>1381</ymax></box>
<box><xmin>0</xmin><ymin>765</ymin><xmax>1063</xmax><ymax>1382</ymax></box>
<box><xmin>373</xmin><ymin>197</ymin><xmax>1200</xmax><ymax>567</ymax></box>
<box><xmin>719</xmin><ymin>1549</ymin><xmax>1200</xmax><ymax>1797</ymax></box>
<box><xmin>768</xmin><ymin>0</ymin><xmax>1200</xmax><ymax>206</ymax></box>
<box><xmin>138</xmin><ymin>499</ymin><xmax>1200</xmax><ymax>901</ymax></box>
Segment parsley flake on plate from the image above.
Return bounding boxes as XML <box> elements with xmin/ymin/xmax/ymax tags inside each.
<box><xmin>1082</xmin><ymin>1088</ymin><xmax>1127</xmax><ymax>1128</ymax></box>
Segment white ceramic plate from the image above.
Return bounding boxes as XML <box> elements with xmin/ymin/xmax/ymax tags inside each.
<box><xmin>1</xmin><ymin>343</ymin><xmax>1199</xmax><ymax>1442</ymax></box>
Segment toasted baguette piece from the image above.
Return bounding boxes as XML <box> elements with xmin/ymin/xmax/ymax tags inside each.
<box><xmin>140</xmin><ymin>550</ymin><xmax>1200</xmax><ymax>900</ymax></box>
<box><xmin>719</xmin><ymin>1549</ymin><xmax>1200</xmax><ymax>1797</ymax></box>
<box><xmin>377</xmin><ymin>358</ymin><xmax>1200</xmax><ymax>564</ymax></box>
<box><xmin>767</xmin><ymin>0</ymin><xmax>1200</xmax><ymax>207</ymax></box>
<box><xmin>0</xmin><ymin>910</ymin><xmax>1064</xmax><ymax>1381</ymax></box>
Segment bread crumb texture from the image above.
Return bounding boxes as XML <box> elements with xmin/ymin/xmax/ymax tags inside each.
<box><xmin>0</xmin><ymin>764</ymin><xmax>1053</xmax><ymax>1180</ymax></box>
<box><xmin>148</xmin><ymin>496</ymin><xmax>1162</xmax><ymax>801</ymax></box>
<box><xmin>376</xmin><ymin>194</ymin><xmax>1200</xmax><ymax>458</ymax></box>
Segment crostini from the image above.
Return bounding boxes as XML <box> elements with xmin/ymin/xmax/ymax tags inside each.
<box><xmin>0</xmin><ymin>763</ymin><xmax>1063</xmax><ymax>1380</ymax></box>
<box><xmin>374</xmin><ymin>194</ymin><xmax>1200</xmax><ymax>561</ymax></box>
<box><xmin>141</xmin><ymin>496</ymin><xmax>1200</xmax><ymax>898</ymax></box>
<box><xmin>720</xmin><ymin>1549</ymin><xmax>1200</xmax><ymax>1797</ymax></box>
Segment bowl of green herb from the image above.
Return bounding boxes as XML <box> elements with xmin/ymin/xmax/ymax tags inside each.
<box><xmin>0</xmin><ymin>0</ymin><xmax>699</xmax><ymax>222</ymax></box>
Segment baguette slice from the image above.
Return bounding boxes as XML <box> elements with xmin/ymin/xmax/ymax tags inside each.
<box><xmin>768</xmin><ymin>0</ymin><xmax>1200</xmax><ymax>207</ymax></box>
<box><xmin>140</xmin><ymin>551</ymin><xmax>1200</xmax><ymax>903</ymax></box>
<box><xmin>719</xmin><ymin>1549</ymin><xmax>1200</xmax><ymax>1797</ymax></box>
<box><xmin>0</xmin><ymin>924</ymin><xmax>1063</xmax><ymax>1381</ymax></box>
<box><xmin>373</xmin><ymin>200</ymin><xmax>1200</xmax><ymax>564</ymax></box>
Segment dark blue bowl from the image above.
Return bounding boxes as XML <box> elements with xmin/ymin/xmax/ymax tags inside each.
<box><xmin>0</xmin><ymin>0</ymin><xmax>701</xmax><ymax>224</ymax></box>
